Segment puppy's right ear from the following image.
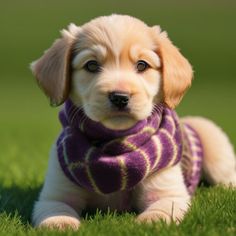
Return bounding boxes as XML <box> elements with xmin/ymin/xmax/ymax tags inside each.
<box><xmin>151</xmin><ymin>26</ymin><xmax>193</xmax><ymax>109</ymax></box>
<box><xmin>31</xmin><ymin>24</ymin><xmax>80</xmax><ymax>106</ymax></box>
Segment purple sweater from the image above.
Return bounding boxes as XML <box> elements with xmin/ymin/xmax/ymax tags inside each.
<box><xmin>57</xmin><ymin>100</ymin><xmax>203</xmax><ymax>195</ymax></box>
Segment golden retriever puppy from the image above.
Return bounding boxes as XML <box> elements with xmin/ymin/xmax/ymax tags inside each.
<box><xmin>31</xmin><ymin>14</ymin><xmax>236</xmax><ymax>230</ymax></box>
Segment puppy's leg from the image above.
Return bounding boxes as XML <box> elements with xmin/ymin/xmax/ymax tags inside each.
<box><xmin>182</xmin><ymin>117</ymin><xmax>236</xmax><ymax>186</ymax></box>
<box><xmin>135</xmin><ymin>164</ymin><xmax>191</xmax><ymax>224</ymax></box>
<box><xmin>32</xmin><ymin>144</ymin><xmax>86</xmax><ymax>230</ymax></box>
<box><xmin>33</xmin><ymin>200</ymin><xmax>80</xmax><ymax>230</ymax></box>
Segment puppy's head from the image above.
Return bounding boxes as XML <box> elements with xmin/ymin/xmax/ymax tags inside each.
<box><xmin>31</xmin><ymin>14</ymin><xmax>192</xmax><ymax>130</ymax></box>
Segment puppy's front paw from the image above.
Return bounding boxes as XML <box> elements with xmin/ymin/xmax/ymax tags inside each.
<box><xmin>137</xmin><ymin>210</ymin><xmax>175</xmax><ymax>224</ymax></box>
<box><xmin>38</xmin><ymin>215</ymin><xmax>80</xmax><ymax>231</ymax></box>
<box><xmin>136</xmin><ymin>199</ymin><xmax>189</xmax><ymax>224</ymax></box>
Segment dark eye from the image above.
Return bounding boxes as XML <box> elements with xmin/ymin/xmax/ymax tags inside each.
<box><xmin>84</xmin><ymin>60</ymin><xmax>101</xmax><ymax>73</ymax></box>
<box><xmin>136</xmin><ymin>60</ymin><xmax>150</xmax><ymax>72</ymax></box>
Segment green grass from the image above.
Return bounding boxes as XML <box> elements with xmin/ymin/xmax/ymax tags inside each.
<box><xmin>1</xmin><ymin>0</ymin><xmax>236</xmax><ymax>235</ymax></box>
<box><xmin>1</xmin><ymin>183</ymin><xmax>236</xmax><ymax>236</ymax></box>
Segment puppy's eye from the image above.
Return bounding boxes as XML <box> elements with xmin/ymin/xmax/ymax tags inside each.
<box><xmin>84</xmin><ymin>60</ymin><xmax>101</xmax><ymax>73</ymax></box>
<box><xmin>136</xmin><ymin>60</ymin><xmax>150</xmax><ymax>72</ymax></box>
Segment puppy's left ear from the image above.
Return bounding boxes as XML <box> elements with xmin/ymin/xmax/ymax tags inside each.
<box><xmin>31</xmin><ymin>24</ymin><xmax>80</xmax><ymax>106</ymax></box>
<box><xmin>151</xmin><ymin>26</ymin><xmax>193</xmax><ymax>109</ymax></box>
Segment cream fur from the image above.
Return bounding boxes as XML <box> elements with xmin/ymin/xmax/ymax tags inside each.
<box><xmin>31</xmin><ymin>14</ymin><xmax>236</xmax><ymax>230</ymax></box>
<box><xmin>182</xmin><ymin>117</ymin><xmax>236</xmax><ymax>186</ymax></box>
<box><xmin>70</xmin><ymin>15</ymin><xmax>162</xmax><ymax>129</ymax></box>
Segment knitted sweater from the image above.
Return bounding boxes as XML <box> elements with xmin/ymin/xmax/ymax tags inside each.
<box><xmin>57</xmin><ymin>100</ymin><xmax>203</xmax><ymax>195</ymax></box>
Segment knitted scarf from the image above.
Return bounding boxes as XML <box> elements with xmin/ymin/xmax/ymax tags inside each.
<box><xmin>57</xmin><ymin>100</ymin><xmax>203</xmax><ymax>195</ymax></box>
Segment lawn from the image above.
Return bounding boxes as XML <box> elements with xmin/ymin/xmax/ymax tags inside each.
<box><xmin>0</xmin><ymin>1</ymin><xmax>236</xmax><ymax>235</ymax></box>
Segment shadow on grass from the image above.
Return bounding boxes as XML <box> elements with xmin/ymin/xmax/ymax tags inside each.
<box><xmin>0</xmin><ymin>183</ymin><xmax>137</xmax><ymax>226</ymax></box>
<box><xmin>81</xmin><ymin>207</ymin><xmax>138</xmax><ymax>221</ymax></box>
<box><xmin>0</xmin><ymin>184</ymin><xmax>42</xmax><ymax>224</ymax></box>
<box><xmin>0</xmin><ymin>181</ymin><xmax>210</xmax><ymax>222</ymax></box>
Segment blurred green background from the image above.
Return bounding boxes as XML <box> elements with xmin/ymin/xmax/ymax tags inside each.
<box><xmin>0</xmin><ymin>0</ymin><xmax>236</xmax><ymax>185</ymax></box>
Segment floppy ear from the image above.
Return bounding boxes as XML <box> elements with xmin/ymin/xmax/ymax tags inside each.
<box><xmin>31</xmin><ymin>24</ymin><xmax>80</xmax><ymax>106</ymax></box>
<box><xmin>152</xmin><ymin>26</ymin><xmax>193</xmax><ymax>109</ymax></box>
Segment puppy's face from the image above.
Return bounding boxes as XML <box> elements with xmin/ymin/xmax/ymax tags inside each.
<box><xmin>31</xmin><ymin>15</ymin><xmax>193</xmax><ymax>130</ymax></box>
<box><xmin>70</xmin><ymin>16</ymin><xmax>161</xmax><ymax>129</ymax></box>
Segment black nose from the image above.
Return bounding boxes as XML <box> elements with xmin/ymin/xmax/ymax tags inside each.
<box><xmin>108</xmin><ymin>92</ymin><xmax>130</xmax><ymax>109</ymax></box>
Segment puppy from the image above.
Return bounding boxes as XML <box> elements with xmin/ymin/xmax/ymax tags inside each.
<box><xmin>31</xmin><ymin>14</ymin><xmax>236</xmax><ymax>230</ymax></box>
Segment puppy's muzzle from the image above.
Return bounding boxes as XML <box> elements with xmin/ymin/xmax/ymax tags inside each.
<box><xmin>108</xmin><ymin>91</ymin><xmax>130</xmax><ymax>109</ymax></box>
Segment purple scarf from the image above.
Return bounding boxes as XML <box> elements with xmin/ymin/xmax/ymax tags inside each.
<box><xmin>57</xmin><ymin>100</ymin><xmax>203</xmax><ymax>195</ymax></box>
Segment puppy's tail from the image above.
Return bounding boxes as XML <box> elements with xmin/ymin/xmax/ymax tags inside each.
<box><xmin>181</xmin><ymin>116</ymin><xmax>236</xmax><ymax>187</ymax></box>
